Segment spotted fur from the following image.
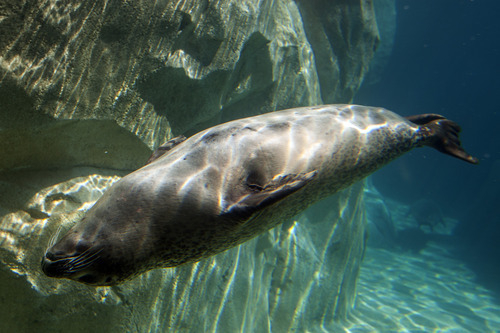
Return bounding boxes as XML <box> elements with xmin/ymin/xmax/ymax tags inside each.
<box><xmin>41</xmin><ymin>104</ymin><xmax>476</xmax><ymax>285</ymax></box>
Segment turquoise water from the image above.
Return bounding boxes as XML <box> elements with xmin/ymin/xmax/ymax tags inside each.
<box><xmin>0</xmin><ymin>0</ymin><xmax>499</xmax><ymax>332</ymax></box>
<box><xmin>356</xmin><ymin>1</ymin><xmax>500</xmax><ymax>324</ymax></box>
<box><xmin>352</xmin><ymin>1</ymin><xmax>500</xmax><ymax>330</ymax></box>
<box><xmin>347</xmin><ymin>197</ymin><xmax>500</xmax><ymax>332</ymax></box>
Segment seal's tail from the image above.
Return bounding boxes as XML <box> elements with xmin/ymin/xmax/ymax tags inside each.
<box><xmin>405</xmin><ymin>114</ymin><xmax>479</xmax><ymax>164</ymax></box>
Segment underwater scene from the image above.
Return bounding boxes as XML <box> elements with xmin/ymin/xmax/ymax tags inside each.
<box><xmin>0</xmin><ymin>0</ymin><xmax>498</xmax><ymax>332</ymax></box>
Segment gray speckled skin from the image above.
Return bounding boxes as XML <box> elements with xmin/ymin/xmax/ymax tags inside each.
<box><xmin>40</xmin><ymin>104</ymin><xmax>458</xmax><ymax>285</ymax></box>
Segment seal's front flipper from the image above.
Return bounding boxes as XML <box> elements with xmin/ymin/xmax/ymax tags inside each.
<box><xmin>223</xmin><ymin>170</ymin><xmax>318</xmax><ymax>221</ymax></box>
<box><xmin>406</xmin><ymin>114</ymin><xmax>479</xmax><ymax>164</ymax></box>
<box><xmin>146</xmin><ymin>135</ymin><xmax>187</xmax><ymax>164</ymax></box>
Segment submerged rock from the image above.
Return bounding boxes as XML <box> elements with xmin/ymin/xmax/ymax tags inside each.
<box><xmin>407</xmin><ymin>199</ymin><xmax>446</xmax><ymax>232</ymax></box>
<box><xmin>0</xmin><ymin>0</ymin><xmax>395</xmax><ymax>331</ymax></box>
<box><xmin>364</xmin><ymin>178</ymin><xmax>398</xmax><ymax>248</ymax></box>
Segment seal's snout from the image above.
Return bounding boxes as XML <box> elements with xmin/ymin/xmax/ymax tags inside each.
<box><xmin>42</xmin><ymin>245</ymin><xmax>118</xmax><ymax>285</ymax></box>
<box><xmin>41</xmin><ymin>253</ymin><xmax>69</xmax><ymax>278</ymax></box>
<box><xmin>44</xmin><ymin>249</ymin><xmax>66</xmax><ymax>262</ymax></box>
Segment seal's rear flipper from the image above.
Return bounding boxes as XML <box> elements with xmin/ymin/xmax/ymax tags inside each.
<box><xmin>223</xmin><ymin>170</ymin><xmax>317</xmax><ymax>221</ymax></box>
<box><xmin>406</xmin><ymin>114</ymin><xmax>479</xmax><ymax>164</ymax></box>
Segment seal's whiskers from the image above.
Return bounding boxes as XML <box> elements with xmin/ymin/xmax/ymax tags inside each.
<box><xmin>45</xmin><ymin>224</ymin><xmax>64</xmax><ymax>255</ymax></box>
<box><xmin>64</xmin><ymin>248</ymin><xmax>103</xmax><ymax>273</ymax></box>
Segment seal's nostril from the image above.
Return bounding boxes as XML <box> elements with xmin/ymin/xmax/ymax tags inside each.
<box><xmin>45</xmin><ymin>250</ymin><xmax>68</xmax><ymax>261</ymax></box>
<box><xmin>45</xmin><ymin>251</ymin><xmax>57</xmax><ymax>261</ymax></box>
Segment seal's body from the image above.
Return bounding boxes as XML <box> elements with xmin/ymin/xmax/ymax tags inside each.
<box><xmin>41</xmin><ymin>104</ymin><xmax>477</xmax><ymax>285</ymax></box>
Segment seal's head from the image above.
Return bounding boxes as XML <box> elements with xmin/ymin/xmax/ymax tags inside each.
<box><xmin>41</xmin><ymin>180</ymin><xmax>155</xmax><ymax>286</ymax></box>
<box><xmin>41</xmin><ymin>227</ymin><xmax>120</xmax><ymax>286</ymax></box>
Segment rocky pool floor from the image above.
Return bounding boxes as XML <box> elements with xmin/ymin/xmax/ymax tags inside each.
<box><xmin>339</xmin><ymin>244</ymin><xmax>500</xmax><ymax>332</ymax></box>
<box><xmin>336</xmin><ymin>200</ymin><xmax>500</xmax><ymax>333</ymax></box>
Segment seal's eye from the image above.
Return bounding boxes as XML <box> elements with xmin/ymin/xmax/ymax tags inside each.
<box><xmin>78</xmin><ymin>274</ymin><xmax>98</xmax><ymax>284</ymax></box>
<box><xmin>75</xmin><ymin>240</ymin><xmax>90</xmax><ymax>253</ymax></box>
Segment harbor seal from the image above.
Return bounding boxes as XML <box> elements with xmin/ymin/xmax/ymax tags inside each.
<box><xmin>41</xmin><ymin>104</ymin><xmax>478</xmax><ymax>286</ymax></box>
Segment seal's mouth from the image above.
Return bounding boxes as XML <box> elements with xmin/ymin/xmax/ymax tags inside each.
<box><xmin>41</xmin><ymin>253</ymin><xmax>71</xmax><ymax>278</ymax></box>
<box><xmin>41</xmin><ymin>248</ymin><xmax>116</xmax><ymax>285</ymax></box>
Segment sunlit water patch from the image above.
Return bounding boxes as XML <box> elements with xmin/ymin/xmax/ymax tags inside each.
<box><xmin>335</xmin><ymin>197</ymin><xmax>500</xmax><ymax>333</ymax></box>
<box><xmin>338</xmin><ymin>244</ymin><xmax>500</xmax><ymax>332</ymax></box>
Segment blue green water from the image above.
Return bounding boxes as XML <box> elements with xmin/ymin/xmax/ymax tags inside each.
<box><xmin>1</xmin><ymin>1</ymin><xmax>499</xmax><ymax>331</ymax></box>
<box><xmin>354</xmin><ymin>0</ymin><xmax>500</xmax><ymax>330</ymax></box>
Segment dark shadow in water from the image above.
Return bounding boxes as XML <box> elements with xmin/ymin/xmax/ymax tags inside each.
<box><xmin>354</xmin><ymin>0</ymin><xmax>500</xmax><ymax>307</ymax></box>
<box><xmin>460</xmin><ymin>252</ymin><xmax>500</xmax><ymax>305</ymax></box>
<box><xmin>451</xmin><ymin>235</ymin><xmax>500</xmax><ymax>306</ymax></box>
<box><xmin>452</xmin><ymin>160</ymin><xmax>500</xmax><ymax>305</ymax></box>
<box><xmin>394</xmin><ymin>227</ymin><xmax>430</xmax><ymax>253</ymax></box>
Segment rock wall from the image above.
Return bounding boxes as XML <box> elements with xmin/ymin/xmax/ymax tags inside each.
<box><xmin>0</xmin><ymin>0</ymin><xmax>394</xmax><ymax>331</ymax></box>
